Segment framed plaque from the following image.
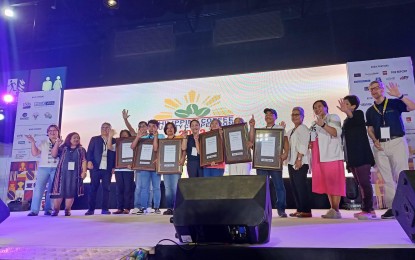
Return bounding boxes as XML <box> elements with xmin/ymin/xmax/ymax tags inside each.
<box><xmin>132</xmin><ymin>139</ymin><xmax>156</xmax><ymax>171</ymax></box>
<box><xmin>115</xmin><ymin>137</ymin><xmax>135</xmax><ymax>169</ymax></box>
<box><xmin>157</xmin><ymin>139</ymin><xmax>183</xmax><ymax>174</ymax></box>
<box><xmin>199</xmin><ymin>130</ymin><xmax>224</xmax><ymax>167</ymax></box>
<box><xmin>222</xmin><ymin>123</ymin><xmax>252</xmax><ymax>164</ymax></box>
<box><xmin>253</xmin><ymin>128</ymin><xmax>284</xmax><ymax>170</ymax></box>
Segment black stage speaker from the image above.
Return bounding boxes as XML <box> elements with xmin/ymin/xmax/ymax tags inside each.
<box><xmin>0</xmin><ymin>199</ymin><xmax>10</xmax><ymax>224</ymax></box>
<box><xmin>173</xmin><ymin>175</ymin><xmax>272</xmax><ymax>244</ymax></box>
<box><xmin>392</xmin><ymin>170</ymin><xmax>415</xmax><ymax>243</ymax></box>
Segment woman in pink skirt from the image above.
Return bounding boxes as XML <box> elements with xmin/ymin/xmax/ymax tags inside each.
<box><xmin>310</xmin><ymin>100</ymin><xmax>345</xmax><ymax>219</ymax></box>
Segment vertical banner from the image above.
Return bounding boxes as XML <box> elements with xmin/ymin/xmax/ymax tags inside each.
<box><xmin>347</xmin><ymin>56</ymin><xmax>415</xmax><ymax>208</ymax></box>
<box><xmin>7</xmin><ymin>90</ymin><xmax>62</xmax><ymax>204</ymax></box>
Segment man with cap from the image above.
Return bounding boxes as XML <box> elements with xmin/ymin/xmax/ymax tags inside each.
<box><xmin>249</xmin><ymin>108</ymin><xmax>289</xmax><ymax>217</ymax></box>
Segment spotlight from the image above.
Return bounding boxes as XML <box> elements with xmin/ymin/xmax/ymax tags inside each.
<box><xmin>103</xmin><ymin>0</ymin><xmax>119</xmax><ymax>9</ymax></box>
<box><xmin>3</xmin><ymin>94</ymin><xmax>14</xmax><ymax>104</ymax></box>
<box><xmin>3</xmin><ymin>7</ymin><xmax>14</xmax><ymax>17</ymax></box>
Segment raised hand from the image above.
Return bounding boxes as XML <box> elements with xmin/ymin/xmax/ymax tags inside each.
<box><xmin>386</xmin><ymin>82</ymin><xmax>401</xmax><ymax>98</ymax></box>
<box><xmin>25</xmin><ymin>134</ymin><xmax>35</xmax><ymax>143</ymax></box>
<box><xmin>109</xmin><ymin>129</ymin><xmax>116</xmax><ymax>138</ymax></box>
<box><xmin>249</xmin><ymin>114</ymin><xmax>255</xmax><ymax>127</ymax></box>
<box><xmin>336</xmin><ymin>98</ymin><xmax>349</xmax><ymax>113</ymax></box>
<box><xmin>122</xmin><ymin>109</ymin><xmax>130</xmax><ymax>120</ymax></box>
<box><xmin>316</xmin><ymin>115</ymin><xmax>325</xmax><ymax>127</ymax></box>
<box><xmin>55</xmin><ymin>138</ymin><xmax>63</xmax><ymax>146</ymax></box>
<box><xmin>279</xmin><ymin>121</ymin><xmax>286</xmax><ymax>129</ymax></box>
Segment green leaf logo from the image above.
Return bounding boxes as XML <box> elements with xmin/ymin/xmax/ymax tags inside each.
<box><xmin>175</xmin><ymin>103</ymin><xmax>211</xmax><ymax>118</ymax></box>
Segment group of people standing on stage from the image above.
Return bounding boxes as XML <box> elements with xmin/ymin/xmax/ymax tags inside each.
<box><xmin>25</xmin><ymin>80</ymin><xmax>414</xmax><ymax>220</ymax></box>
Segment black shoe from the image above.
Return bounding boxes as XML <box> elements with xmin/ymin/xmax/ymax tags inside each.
<box><xmin>101</xmin><ymin>210</ymin><xmax>111</xmax><ymax>215</ymax></box>
<box><xmin>85</xmin><ymin>210</ymin><xmax>94</xmax><ymax>216</ymax></box>
<box><xmin>44</xmin><ymin>211</ymin><xmax>52</xmax><ymax>216</ymax></box>
<box><xmin>51</xmin><ymin>211</ymin><xmax>59</xmax><ymax>217</ymax></box>
<box><xmin>381</xmin><ymin>209</ymin><xmax>395</xmax><ymax>219</ymax></box>
<box><xmin>278</xmin><ymin>209</ymin><xmax>288</xmax><ymax>218</ymax></box>
<box><xmin>163</xmin><ymin>209</ymin><xmax>174</xmax><ymax>215</ymax></box>
<box><xmin>65</xmin><ymin>210</ymin><xmax>71</xmax><ymax>216</ymax></box>
<box><xmin>27</xmin><ymin>212</ymin><xmax>38</xmax><ymax>216</ymax></box>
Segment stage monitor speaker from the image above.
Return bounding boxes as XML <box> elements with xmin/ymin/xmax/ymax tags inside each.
<box><xmin>0</xmin><ymin>199</ymin><xmax>10</xmax><ymax>224</ymax></box>
<box><xmin>173</xmin><ymin>175</ymin><xmax>272</xmax><ymax>244</ymax></box>
<box><xmin>392</xmin><ymin>170</ymin><xmax>415</xmax><ymax>243</ymax></box>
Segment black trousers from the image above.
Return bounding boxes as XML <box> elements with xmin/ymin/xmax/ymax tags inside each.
<box><xmin>114</xmin><ymin>170</ymin><xmax>134</xmax><ymax>210</ymax></box>
<box><xmin>349</xmin><ymin>164</ymin><xmax>374</xmax><ymax>212</ymax></box>
<box><xmin>187</xmin><ymin>160</ymin><xmax>204</xmax><ymax>178</ymax></box>
<box><xmin>88</xmin><ymin>169</ymin><xmax>111</xmax><ymax>211</ymax></box>
<box><xmin>288</xmin><ymin>164</ymin><xmax>311</xmax><ymax>213</ymax></box>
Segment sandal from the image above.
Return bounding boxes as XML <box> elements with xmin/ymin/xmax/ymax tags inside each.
<box><xmin>51</xmin><ymin>211</ymin><xmax>59</xmax><ymax>217</ymax></box>
<box><xmin>65</xmin><ymin>210</ymin><xmax>71</xmax><ymax>216</ymax></box>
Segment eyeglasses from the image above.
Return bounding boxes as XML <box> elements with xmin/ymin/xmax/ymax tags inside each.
<box><xmin>369</xmin><ymin>86</ymin><xmax>382</xmax><ymax>92</ymax></box>
<box><xmin>101</xmin><ymin>126</ymin><xmax>110</xmax><ymax>129</ymax></box>
<box><xmin>291</xmin><ymin>113</ymin><xmax>301</xmax><ymax>117</ymax></box>
<box><xmin>48</xmin><ymin>130</ymin><xmax>58</xmax><ymax>133</ymax></box>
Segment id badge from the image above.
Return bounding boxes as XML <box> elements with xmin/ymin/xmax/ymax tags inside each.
<box><xmin>68</xmin><ymin>162</ymin><xmax>75</xmax><ymax>171</ymax></box>
<box><xmin>380</xmin><ymin>127</ymin><xmax>391</xmax><ymax>139</ymax></box>
<box><xmin>191</xmin><ymin>147</ymin><xmax>197</xmax><ymax>156</ymax></box>
<box><xmin>310</xmin><ymin>132</ymin><xmax>317</xmax><ymax>142</ymax></box>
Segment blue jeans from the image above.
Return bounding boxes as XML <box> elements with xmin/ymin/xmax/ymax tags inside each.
<box><xmin>139</xmin><ymin>171</ymin><xmax>161</xmax><ymax>209</ymax></box>
<box><xmin>203</xmin><ymin>168</ymin><xmax>225</xmax><ymax>177</ymax></box>
<box><xmin>134</xmin><ymin>171</ymin><xmax>153</xmax><ymax>209</ymax></box>
<box><xmin>163</xmin><ymin>174</ymin><xmax>181</xmax><ymax>209</ymax></box>
<box><xmin>257</xmin><ymin>169</ymin><xmax>286</xmax><ymax>212</ymax></box>
<box><xmin>30</xmin><ymin>167</ymin><xmax>55</xmax><ymax>214</ymax></box>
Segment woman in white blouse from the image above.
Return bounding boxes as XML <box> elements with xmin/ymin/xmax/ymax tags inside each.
<box><xmin>286</xmin><ymin>107</ymin><xmax>312</xmax><ymax>218</ymax></box>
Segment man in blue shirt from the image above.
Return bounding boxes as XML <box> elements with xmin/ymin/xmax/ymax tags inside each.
<box><xmin>366</xmin><ymin>80</ymin><xmax>415</xmax><ymax>219</ymax></box>
<box><xmin>131</xmin><ymin>119</ymin><xmax>164</xmax><ymax>215</ymax></box>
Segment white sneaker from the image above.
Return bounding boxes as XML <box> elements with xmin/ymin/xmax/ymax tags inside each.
<box><xmin>146</xmin><ymin>207</ymin><xmax>155</xmax><ymax>214</ymax></box>
<box><xmin>130</xmin><ymin>208</ymin><xmax>140</xmax><ymax>214</ymax></box>
<box><xmin>354</xmin><ymin>211</ymin><xmax>376</xmax><ymax>219</ymax></box>
<box><xmin>357</xmin><ymin>213</ymin><xmax>377</xmax><ymax>220</ymax></box>
<box><xmin>321</xmin><ymin>208</ymin><xmax>342</xmax><ymax>219</ymax></box>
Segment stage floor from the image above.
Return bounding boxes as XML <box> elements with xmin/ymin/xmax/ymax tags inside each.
<box><xmin>0</xmin><ymin>209</ymin><xmax>414</xmax><ymax>259</ymax></box>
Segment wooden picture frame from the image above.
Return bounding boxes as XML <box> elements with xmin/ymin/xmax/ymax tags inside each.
<box><xmin>253</xmin><ymin>128</ymin><xmax>284</xmax><ymax>170</ymax></box>
<box><xmin>132</xmin><ymin>139</ymin><xmax>156</xmax><ymax>171</ymax></box>
<box><xmin>199</xmin><ymin>130</ymin><xmax>224</xmax><ymax>167</ymax></box>
<box><xmin>157</xmin><ymin>139</ymin><xmax>183</xmax><ymax>174</ymax></box>
<box><xmin>115</xmin><ymin>137</ymin><xmax>136</xmax><ymax>169</ymax></box>
<box><xmin>222</xmin><ymin>123</ymin><xmax>252</xmax><ymax>164</ymax></box>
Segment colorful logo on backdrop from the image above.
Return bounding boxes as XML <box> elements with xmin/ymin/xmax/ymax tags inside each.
<box><xmin>154</xmin><ymin>90</ymin><xmax>235</xmax><ymax>132</ymax></box>
<box><xmin>7</xmin><ymin>161</ymin><xmax>37</xmax><ymax>202</ymax></box>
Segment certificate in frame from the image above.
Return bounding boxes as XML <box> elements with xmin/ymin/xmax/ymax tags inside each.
<box><xmin>157</xmin><ymin>139</ymin><xmax>183</xmax><ymax>174</ymax></box>
<box><xmin>222</xmin><ymin>123</ymin><xmax>252</xmax><ymax>164</ymax></box>
<box><xmin>199</xmin><ymin>130</ymin><xmax>224</xmax><ymax>167</ymax></box>
<box><xmin>115</xmin><ymin>137</ymin><xmax>135</xmax><ymax>169</ymax></box>
<box><xmin>132</xmin><ymin>139</ymin><xmax>156</xmax><ymax>171</ymax></box>
<box><xmin>253</xmin><ymin>128</ymin><xmax>284</xmax><ymax>170</ymax></box>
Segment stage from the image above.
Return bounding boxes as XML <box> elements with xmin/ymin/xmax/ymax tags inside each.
<box><xmin>0</xmin><ymin>209</ymin><xmax>414</xmax><ymax>259</ymax></box>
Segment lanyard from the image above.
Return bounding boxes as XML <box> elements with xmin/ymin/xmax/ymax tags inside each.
<box><xmin>102</xmin><ymin>137</ymin><xmax>107</xmax><ymax>152</ymax></box>
<box><xmin>372</xmin><ymin>98</ymin><xmax>388</xmax><ymax>126</ymax></box>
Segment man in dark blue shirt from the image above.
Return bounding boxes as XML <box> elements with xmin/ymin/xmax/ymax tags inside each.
<box><xmin>366</xmin><ymin>80</ymin><xmax>415</xmax><ymax>219</ymax></box>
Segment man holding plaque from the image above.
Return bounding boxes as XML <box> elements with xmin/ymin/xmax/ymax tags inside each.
<box><xmin>131</xmin><ymin>119</ymin><xmax>164</xmax><ymax>215</ymax></box>
<box><xmin>249</xmin><ymin>108</ymin><xmax>289</xmax><ymax>218</ymax></box>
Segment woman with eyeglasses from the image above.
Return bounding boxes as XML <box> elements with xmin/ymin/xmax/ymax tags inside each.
<box><xmin>286</xmin><ymin>107</ymin><xmax>312</xmax><ymax>218</ymax></box>
<box><xmin>50</xmin><ymin>132</ymin><xmax>87</xmax><ymax>216</ymax></box>
<box><xmin>25</xmin><ymin>124</ymin><xmax>61</xmax><ymax>216</ymax></box>
<box><xmin>310</xmin><ymin>100</ymin><xmax>345</xmax><ymax>219</ymax></box>
<box><xmin>203</xmin><ymin>119</ymin><xmax>226</xmax><ymax>177</ymax></box>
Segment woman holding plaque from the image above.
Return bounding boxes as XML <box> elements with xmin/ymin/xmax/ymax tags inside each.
<box><xmin>310</xmin><ymin>100</ymin><xmax>345</xmax><ymax>219</ymax></box>
<box><xmin>50</xmin><ymin>132</ymin><xmax>87</xmax><ymax>216</ymax></box>
<box><xmin>182</xmin><ymin>119</ymin><xmax>203</xmax><ymax>178</ymax></box>
<box><xmin>203</xmin><ymin>119</ymin><xmax>226</xmax><ymax>177</ymax></box>
<box><xmin>338</xmin><ymin>95</ymin><xmax>376</xmax><ymax>220</ymax></box>
<box><xmin>159</xmin><ymin>122</ymin><xmax>185</xmax><ymax>215</ymax></box>
<box><xmin>286</xmin><ymin>107</ymin><xmax>312</xmax><ymax>218</ymax></box>
<box><xmin>109</xmin><ymin>129</ymin><xmax>135</xmax><ymax>214</ymax></box>
<box><xmin>228</xmin><ymin>117</ymin><xmax>252</xmax><ymax>175</ymax></box>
